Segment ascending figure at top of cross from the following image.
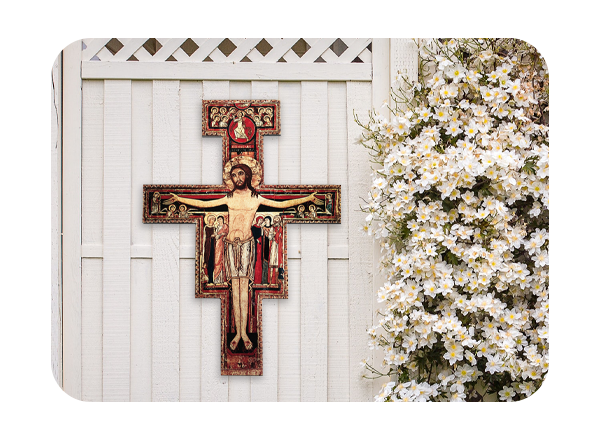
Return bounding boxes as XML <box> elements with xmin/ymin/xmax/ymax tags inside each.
<box><xmin>233</xmin><ymin>115</ymin><xmax>249</xmax><ymax>141</ymax></box>
<box><xmin>165</xmin><ymin>157</ymin><xmax>319</xmax><ymax>352</ymax></box>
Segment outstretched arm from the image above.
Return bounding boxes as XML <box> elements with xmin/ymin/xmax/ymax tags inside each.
<box><xmin>258</xmin><ymin>192</ymin><xmax>321</xmax><ymax>209</ymax></box>
<box><xmin>164</xmin><ymin>193</ymin><xmax>227</xmax><ymax>209</ymax></box>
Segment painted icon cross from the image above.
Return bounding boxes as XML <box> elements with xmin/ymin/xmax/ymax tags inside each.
<box><xmin>143</xmin><ymin>100</ymin><xmax>341</xmax><ymax>375</ymax></box>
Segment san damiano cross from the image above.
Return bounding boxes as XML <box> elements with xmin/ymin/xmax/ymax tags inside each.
<box><xmin>143</xmin><ymin>100</ymin><xmax>341</xmax><ymax>375</ymax></box>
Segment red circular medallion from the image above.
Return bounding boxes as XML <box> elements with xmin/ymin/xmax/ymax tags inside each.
<box><xmin>228</xmin><ymin>116</ymin><xmax>255</xmax><ymax>143</ymax></box>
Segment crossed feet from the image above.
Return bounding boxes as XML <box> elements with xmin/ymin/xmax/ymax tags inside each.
<box><xmin>230</xmin><ymin>334</ymin><xmax>253</xmax><ymax>351</ymax></box>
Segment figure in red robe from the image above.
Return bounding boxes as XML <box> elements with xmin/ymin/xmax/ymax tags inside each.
<box><xmin>251</xmin><ymin>216</ymin><xmax>264</xmax><ymax>286</ymax></box>
<box><xmin>213</xmin><ymin>215</ymin><xmax>228</xmax><ymax>285</ymax></box>
<box><xmin>269</xmin><ymin>215</ymin><xmax>284</xmax><ymax>285</ymax></box>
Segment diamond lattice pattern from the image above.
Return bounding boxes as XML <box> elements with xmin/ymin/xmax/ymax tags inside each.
<box><xmin>82</xmin><ymin>38</ymin><xmax>372</xmax><ymax>64</ymax></box>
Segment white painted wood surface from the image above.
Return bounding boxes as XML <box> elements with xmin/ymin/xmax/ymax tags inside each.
<box><xmin>55</xmin><ymin>38</ymin><xmax>420</xmax><ymax>402</ymax></box>
<box><xmin>75</xmin><ymin>79</ymin><xmax>371</xmax><ymax>401</ymax></box>
<box><xmin>61</xmin><ymin>41</ymin><xmax>82</xmax><ymax>400</ymax></box>
<box><xmin>82</xmin><ymin>62</ymin><xmax>372</xmax><ymax>81</ymax></box>
<box><xmin>51</xmin><ymin>53</ymin><xmax>62</xmax><ymax>389</ymax></box>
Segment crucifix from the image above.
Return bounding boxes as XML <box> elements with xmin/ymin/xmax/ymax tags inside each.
<box><xmin>143</xmin><ymin>100</ymin><xmax>341</xmax><ymax>375</ymax></box>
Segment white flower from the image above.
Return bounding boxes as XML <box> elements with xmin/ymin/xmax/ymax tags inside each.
<box><xmin>439</xmin><ymin>83</ymin><xmax>459</xmax><ymax>99</ymax></box>
<box><xmin>443</xmin><ymin>340</ymin><xmax>464</xmax><ymax>365</ymax></box>
<box><xmin>373</xmin><ymin>176</ymin><xmax>387</xmax><ymax>190</ymax></box>
<box><xmin>427</xmin><ymin>71</ymin><xmax>445</xmax><ymax>88</ymax></box>
<box><xmin>444</xmin><ymin>64</ymin><xmax>466</xmax><ymax>83</ymax></box>
<box><xmin>507</xmin><ymin>79</ymin><xmax>521</xmax><ymax>94</ymax></box>
<box><xmin>485</xmin><ymin>354</ymin><xmax>504</xmax><ymax>374</ymax></box>
<box><xmin>498</xmin><ymin>386</ymin><xmax>516</xmax><ymax>401</ymax></box>
<box><xmin>392</xmin><ymin>116</ymin><xmax>410</xmax><ymax>136</ymax></box>
<box><xmin>465</xmin><ymin>70</ymin><xmax>482</xmax><ymax>84</ymax></box>
<box><xmin>518</xmin><ymin>382</ymin><xmax>534</xmax><ymax>397</ymax></box>
<box><xmin>361</xmin><ymin>38</ymin><xmax>548</xmax><ymax>402</ymax></box>
<box><xmin>375</xmin><ymin>381</ymin><xmax>396</xmax><ymax>402</ymax></box>
<box><xmin>480</xmin><ymin>86</ymin><xmax>496</xmax><ymax>102</ymax></box>
<box><xmin>464</xmin><ymin>121</ymin><xmax>479</xmax><ymax>138</ymax></box>
<box><xmin>418</xmin><ymin>107</ymin><xmax>432</xmax><ymax>121</ymax></box>
<box><xmin>533</xmin><ymin>250</ymin><xmax>549</xmax><ymax>267</ymax></box>
<box><xmin>423</xmin><ymin>280</ymin><xmax>437</xmax><ymax>298</ymax></box>
<box><xmin>437</xmin><ymin>277</ymin><xmax>455</xmax><ymax>295</ymax></box>
<box><xmin>445</xmin><ymin>122</ymin><xmax>463</xmax><ymax>137</ymax></box>
<box><xmin>433</xmin><ymin>107</ymin><xmax>450</xmax><ymax>122</ymax></box>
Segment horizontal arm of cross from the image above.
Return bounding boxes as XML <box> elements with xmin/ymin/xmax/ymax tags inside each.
<box><xmin>143</xmin><ymin>184</ymin><xmax>341</xmax><ymax>224</ymax></box>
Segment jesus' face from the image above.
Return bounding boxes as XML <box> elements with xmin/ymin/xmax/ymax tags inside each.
<box><xmin>231</xmin><ymin>167</ymin><xmax>247</xmax><ymax>190</ymax></box>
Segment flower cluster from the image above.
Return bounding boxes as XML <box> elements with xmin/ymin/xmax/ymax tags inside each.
<box><xmin>359</xmin><ymin>39</ymin><xmax>549</xmax><ymax>402</ymax></box>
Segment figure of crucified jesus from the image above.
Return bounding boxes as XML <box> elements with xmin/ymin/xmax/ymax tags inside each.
<box><xmin>165</xmin><ymin>162</ymin><xmax>318</xmax><ymax>352</ymax></box>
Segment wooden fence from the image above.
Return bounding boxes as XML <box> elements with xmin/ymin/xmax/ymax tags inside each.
<box><xmin>51</xmin><ymin>38</ymin><xmax>418</xmax><ymax>401</ymax></box>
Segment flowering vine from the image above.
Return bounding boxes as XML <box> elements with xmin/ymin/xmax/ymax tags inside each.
<box><xmin>358</xmin><ymin>39</ymin><xmax>549</xmax><ymax>401</ymax></box>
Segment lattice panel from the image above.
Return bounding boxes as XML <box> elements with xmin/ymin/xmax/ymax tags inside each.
<box><xmin>82</xmin><ymin>38</ymin><xmax>372</xmax><ymax>64</ymax></box>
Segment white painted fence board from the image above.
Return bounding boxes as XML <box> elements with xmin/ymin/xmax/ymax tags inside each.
<box><xmin>62</xmin><ymin>40</ymin><xmax>82</xmax><ymax>399</ymax></box>
<box><xmin>368</xmin><ymin>38</ymin><xmax>398</xmax><ymax>391</ymax></box>
<box><xmin>300</xmin><ymin>81</ymin><xmax>328</xmax><ymax>401</ymax></box>
<box><xmin>347</xmin><ymin>81</ymin><xmax>374</xmax><ymax>402</ymax></box>
<box><xmin>180</xmin><ymin>259</ymin><xmax>201</xmax><ymax>401</ymax></box>
<box><xmin>82</xmin><ymin>80</ymin><xmax>104</xmax><ymax>249</ymax></box>
<box><xmin>391</xmin><ymin>38</ymin><xmax>419</xmax><ymax>86</ymax></box>
<box><xmin>277</xmin><ymin>82</ymin><xmax>301</xmax><ymax>401</ymax></box>
<box><xmin>327</xmin><ymin>260</ymin><xmax>350</xmax><ymax>401</ymax></box>
<box><xmin>103</xmin><ymin>80</ymin><xmax>132</xmax><ymax>401</ymax></box>
<box><xmin>371</xmin><ymin>38</ymin><xmax>390</xmax><ymax>120</ymax></box>
<box><xmin>327</xmin><ymin>82</ymin><xmax>349</xmax><ymax>251</ymax></box>
<box><xmin>254</xmin><ymin>81</ymin><xmax>279</xmax><ymax>186</ymax></box>
<box><xmin>179</xmin><ymin>81</ymin><xmax>204</xmax><ymax>185</ymax></box>
<box><xmin>179</xmin><ymin>81</ymin><xmax>204</xmax><ymax>401</ymax></box>
<box><xmin>278</xmin><ymin>259</ymin><xmax>301</xmax><ymax>401</ymax></box>
<box><xmin>229</xmin><ymin>81</ymin><xmax>252</xmax><ymax>98</ymax></box>
<box><xmin>278</xmin><ymin>82</ymin><xmax>301</xmax><ymax>255</ymax></box>
<box><xmin>51</xmin><ymin>53</ymin><xmax>62</xmax><ymax>388</ymax></box>
<box><xmin>130</xmin><ymin>259</ymin><xmax>152</xmax><ymax>401</ymax></box>
<box><xmin>82</xmin><ymin>61</ymin><xmax>372</xmax><ymax>81</ymax></box>
<box><xmin>81</xmin><ymin>79</ymin><xmax>104</xmax><ymax>402</ymax></box>
<box><xmin>131</xmin><ymin>81</ymin><xmax>153</xmax><ymax>255</ymax></box>
<box><xmin>152</xmin><ymin>80</ymin><xmax>180</xmax><ymax>401</ymax></box>
<box><xmin>201</xmin><ymin>82</ymin><xmax>227</xmax><ymax>186</ymax></box>
<box><xmin>81</xmin><ymin>259</ymin><xmax>103</xmax><ymax>401</ymax></box>
<box><xmin>327</xmin><ymin>82</ymin><xmax>349</xmax><ymax>401</ymax></box>
<box><xmin>130</xmin><ymin>80</ymin><xmax>153</xmax><ymax>401</ymax></box>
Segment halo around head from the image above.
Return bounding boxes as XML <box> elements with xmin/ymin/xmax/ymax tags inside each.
<box><xmin>223</xmin><ymin>155</ymin><xmax>262</xmax><ymax>190</ymax></box>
